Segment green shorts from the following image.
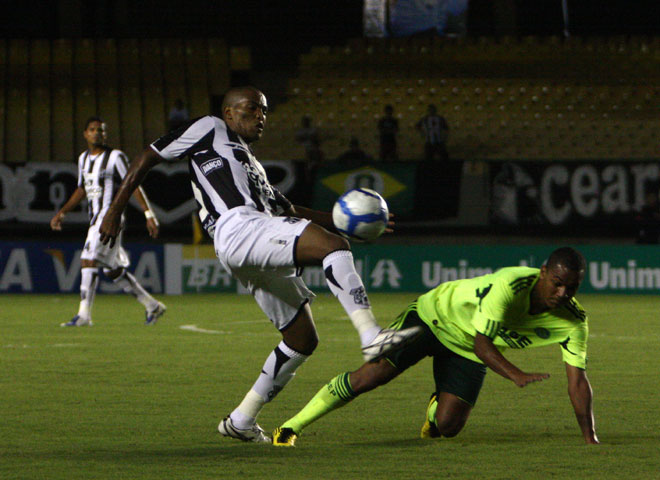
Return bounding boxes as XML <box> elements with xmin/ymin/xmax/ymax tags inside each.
<box><xmin>385</xmin><ymin>302</ymin><xmax>487</xmax><ymax>406</ymax></box>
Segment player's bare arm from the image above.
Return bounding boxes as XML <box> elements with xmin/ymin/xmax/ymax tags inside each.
<box><xmin>286</xmin><ymin>205</ymin><xmax>335</xmax><ymax>230</ymax></box>
<box><xmin>474</xmin><ymin>332</ymin><xmax>550</xmax><ymax>387</ymax></box>
<box><xmin>566</xmin><ymin>363</ymin><xmax>599</xmax><ymax>444</ymax></box>
<box><xmin>50</xmin><ymin>187</ymin><xmax>87</xmax><ymax>231</ymax></box>
<box><xmin>99</xmin><ymin>147</ymin><xmax>163</xmax><ymax>246</ymax></box>
<box><xmin>132</xmin><ymin>186</ymin><xmax>159</xmax><ymax>239</ymax></box>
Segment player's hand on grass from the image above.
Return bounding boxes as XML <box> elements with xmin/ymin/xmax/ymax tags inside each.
<box><xmin>512</xmin><ymin>371</ymin><xmax>550</xmax><ymax>388</ymax></box>
<box><xmin>50</xmin><ymin>212</ymin><xmax>64</xmax><ymax>231</ymax></box>
<box><xmin>99</xmin><ymin>209</ymin><xmax>121</xmax><ymax>247</ymax></box>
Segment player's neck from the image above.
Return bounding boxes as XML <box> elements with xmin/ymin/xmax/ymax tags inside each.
<box><xmin>88</xmin><ymin>145</ymin><xmax>105</xmax><ymax>155</ymax></box>
<box><xmin>528</xmin><ymin>287</ymin><xmax>548</xmax><ymax>315</ymax></box>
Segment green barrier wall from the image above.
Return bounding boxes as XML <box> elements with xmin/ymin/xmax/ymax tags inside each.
<box><xmin>174</xmin><ymin>244</ymin><xmax>660</xmax><ymax>294</ymax></box>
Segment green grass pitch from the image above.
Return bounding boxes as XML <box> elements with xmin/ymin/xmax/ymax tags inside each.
<box><xmin>1</xmin><ymin>293</ymin><xmax>659</xmax><ymax>479</ymax></box>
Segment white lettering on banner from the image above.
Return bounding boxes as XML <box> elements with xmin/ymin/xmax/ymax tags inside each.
<box><xmin>209</xmin><ymin>265</ymin><xmax>232</xmax><ymax>287</ymax></box>
<box><xmin>371</xmin><ymin>259</ymin><xmax>401</xmax><ymax>288</ymax></box>
<box><xmin>0</xmin><ymin>165</ymin><xmax>15</xmax><ymax>221</ymax></box>
<box><xmin>48</xmin><ymin>249</ymin><xmax>82</xmax><ymax>291</ymax></box>
<box><xmin>187</xmin><ymin>263</ymin><xmax>212</xmax><ymax>289</ymax></box>
<box><xmin>590</xmin><ymin>261</ymin><xmax>660</xmax><ymax>290</ymax></box>
<box><xmin>601</xmin><ymin>165</ymin><xmax>628</xmax><ymax>213</ymax></box>
<box><xmin>0</xmin><ymin>249</ymin><xmax>32</xmax><ymax>291</ymax></box>
<box><xmin>571</xmin><ymin>165</ymin><xmax>599</xmax><ymax>217</ymax></box>
<box><xmin>630</xmin><ymin>163</ymin><xmax>660</xmax><ymax>210</ymax></box>
<box><xmin>540</xmin><ymin>163</ymin><xmax>659</xmax><ymax>225</ymax></box>
<box><xmin>134</xmin><ymin>252</ymin><xmax>162</xmax><ymax>293</ymax></box>
<box><xmin>422</xmin><ymin>260</ymin><xmax>493</xmax><ymax>288</ymax></box>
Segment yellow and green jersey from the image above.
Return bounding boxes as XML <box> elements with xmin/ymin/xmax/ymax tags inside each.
<box><xmin>416</xmin><ymin>266</ymin><xmax>588</xmax><ymax>369</ymax></box>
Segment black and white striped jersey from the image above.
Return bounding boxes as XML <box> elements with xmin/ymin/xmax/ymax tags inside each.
<box><xmin>77</xmin><ymin>147</ymin><xmax>129</xmax><ymax>226</ymax></box>
<box><xmin>150</xmin><ymin>115</ymin><xmax>292</xmax><ymax>236</ymax></box>
<box><xmin>418</xmin><ymin>114</ymin><xmax>449</xmax><ymax>144</ymax></box>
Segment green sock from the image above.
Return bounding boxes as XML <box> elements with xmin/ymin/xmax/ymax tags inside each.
<box><xmin>427</xmin><ymin>397</ymin><xmax>438</xmax><ymax>425</ymax></box>
<box><xmin>282</xmin><ymin>372</ymin><xmax>357</xmax><ymax>434</ymax></box>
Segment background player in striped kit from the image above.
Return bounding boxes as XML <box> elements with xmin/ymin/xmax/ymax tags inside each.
<box><xmin>50</xmin><ymin>117</ymin><xmax>166</xmax><ymax>327</ymax></box>
<box><xmin>98</xmin><ymin>87</ymin><xmax>421</xmax><ymax>443</ymax></box>
<box><xmin>416</xmin><ymin>104</ymin><xmax>450</xmax><ymax>161</ymax></box>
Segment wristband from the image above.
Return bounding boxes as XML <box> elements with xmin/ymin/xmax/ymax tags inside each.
<box><xmin>144</xmin><ymin>210</ymin><xmax>155</xmax><ymax>220</ymax></box>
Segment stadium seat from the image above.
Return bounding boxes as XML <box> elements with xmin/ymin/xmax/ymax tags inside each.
<box><xmin>29</xmin><ymin>39</ymin><xmax>52</xmax><ymax>162</ymax></box>
<box><xmin>51</xmin><ymin>39</ymin><xmax>75</xmax><ymax>163</ymax></box>
<box><xmin>116</xmin><ymin>39</ymin><xmax>145</xmax><ymax>157</ymax></box>
<box><xmin>5</xmin><ymin>39</ymin><xmax>29</xmax><ymax>164</ymax></box>
<box><xmin>73</xmin><ymin>39</ymin><xmax>99</xmax><ymax>154</ymax></box>
<box><xmin>0</xmin><ymin>39</ymin><xmax>7</xmax><ymax>163</ymax></box>
<box><xmin>140</xmin><ymin>39</ymin><xmax>167</xmax><ymax>143</ymax></box>
<box><xmin>95</xmin><ymin>39</ymin><xmax>122</xmax><ymax>147</ymax></box>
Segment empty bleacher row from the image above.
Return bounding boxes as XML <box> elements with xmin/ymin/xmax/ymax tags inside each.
<box><xmin>255</xmin><ymin>36</ymin><xmax>658</xmax><ymax>161</ymax></box>
<box><xmin>0</xmin><ymin>38</ymin><xmax>230</xmax><ymax>164</ymax></box>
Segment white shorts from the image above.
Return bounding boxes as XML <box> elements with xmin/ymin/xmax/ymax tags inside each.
<box><xmin>80</xmin><ymin>222</ymin><xmax>130</xmax><ymax>269</ymax></box>
<box><xmin>214</xmin><ymin>207</ymin><xmax>315</xmax><ymax>330</ymax></box>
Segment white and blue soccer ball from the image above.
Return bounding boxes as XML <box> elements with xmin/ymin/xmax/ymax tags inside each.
<box><xmin>332</xmin><ymin>188</ymin><xmax>389</xmax><ymax>242</ymax></box>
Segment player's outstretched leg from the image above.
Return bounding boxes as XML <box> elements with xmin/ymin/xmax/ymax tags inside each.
<box><xmin>61</xmin><ymin>266</ymin><xmax>99</xmax><ymax>327</ymax></box>
<box><xmin>297</xmin><ymin>224</ymin><xmax>421</xmax><ymax>361</ymax></box>
<box><xmin>219</xmin><ymin>340</ymin><xmax>310</xmax><ymax>444</ymax></box>
<box><xmin>273</xmin><ymin>372</ymin><xmax>357</xmax><ymax>447</ymax></box>
<box><xmin>106</xmin><ymin>268</ymin><xmax>166</xmax><ymax>324</ymax></box>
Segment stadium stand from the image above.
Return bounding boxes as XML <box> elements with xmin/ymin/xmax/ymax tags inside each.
<box><xmin>0</xmin><ymin>38</ymin><xmax>231</xmax><ymax>164</ymax></box>
<box><xmin>257</xmin><ymin>35</ymin><xmax>658</xmax><ymax>161</ymax></box>
<box><xmin>0</xmin><ymin>36</ymin><xmax>656</xmax><ymax>163</ymax></box>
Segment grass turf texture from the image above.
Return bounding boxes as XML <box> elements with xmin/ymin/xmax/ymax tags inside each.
<box><xmin>1</xmin><ymin>293</ymin><xmax>659</xmax><ymax>479</ymax></box>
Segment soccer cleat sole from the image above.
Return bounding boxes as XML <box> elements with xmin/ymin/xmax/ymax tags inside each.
<box><xmin>272</xmin><ymin>427</ymin><xmax>298</xmax><ymax>447</ymax></box>
<box><xmin>362</xmin><ymin>325</ymin><xmax>423</xmax><ymax>362</ymax></box>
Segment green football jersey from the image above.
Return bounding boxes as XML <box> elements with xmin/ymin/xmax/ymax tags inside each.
<box><xmin>416</xmin><ymin>266</ymin><xmax>588</xmax><ymax>369</ymax></box>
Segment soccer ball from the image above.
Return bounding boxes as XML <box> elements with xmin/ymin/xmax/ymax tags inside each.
<box><xmin>332</xmin><ymin>188</ymin><xmax>389</xmax><ymax>242</ymax></box>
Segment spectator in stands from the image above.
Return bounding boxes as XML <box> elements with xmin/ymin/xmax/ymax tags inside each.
<box><xmin>295</xmin><ymin>115</ymin><xmax>323</xmax><ymax>163</ymax></box>
<box><xmin>377</xmin><ymin>105</ymin><xmax>399</xmax><ymax>161</ymax></box>
<box><xmin>295</xmin><ymin>115</ymin><xmax>324</xmax><ymax>184</ymax></box>
<box><xmin>168</xmin><ymin>98</ymin><xmax>190</xmax><ymax>131</ymax></box>
<box><xmin>416</xmin><ymin>104</ymin><xmax>450</xmax><ymax>161</ymax></box>
<box><xmin>336</xmin><ymin>137</ymin><xmax>372</xmax><ymax>166</ymax></box>
<box><xmin>635</xmin><ymin>191</ymin><xmax>660</xmax><ymax>244</ymax></box>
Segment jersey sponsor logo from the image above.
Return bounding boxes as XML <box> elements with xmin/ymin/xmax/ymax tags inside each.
<box><xmin>200</xmin><ymin>157</ymin><xmax>224</xmax><ymax>175</ymax></box>
<box><xmin>282</xmin><ymin>217</ymin><xmax>301</xmax><ymax>224</ymax></box>
<box><xmin>498</xmin><ymin>326</ymin><xmax>532</xmax><ymax>348</ymax></box>
<box><xmin>534</xmin><ymin>327</ymin><xmax>551</xmax><ymax>339</ymax></box>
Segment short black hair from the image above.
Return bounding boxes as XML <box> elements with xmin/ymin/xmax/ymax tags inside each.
<box><xmin>84</xmin><ymin>116</ymin><xmax>104</xmax><ymax>130</ymax></box>
<box><xmin>547</xmin><ymin>247</ymin><xmax>586</xmax><ymax>272</ymax></box>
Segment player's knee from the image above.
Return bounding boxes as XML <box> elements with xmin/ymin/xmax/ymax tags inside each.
<box><xmin>103</xmin><ymin>267</ymin><xmax>124</xmax><ymax>280</ymax></box>
<box><xmin>321</xmin><ymin>232</ymin><xmax>351</xmax><ymax>256</ymax></box>
<box><xmin>298</xmin><ymin>334</ymin><xmax>318</xmax><ymax>356</ymax></box>
<box><xmin>434</xmin><ymin>417</ymin><xmax>465</xmax><ymax>438</ymax></box>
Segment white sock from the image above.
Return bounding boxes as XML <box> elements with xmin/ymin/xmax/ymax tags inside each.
<box><xmin>231</xmin><ymin>341</ymin><xmax>309</xmax><ymax>429</ymax></box>
<box><xmin>77</xmin><ymin>267</ymin><xmax>99</xmax><ymax>319</ymax></box>
<box><xmin>112</xmin><ymin>269</ymin><xmax>157</xmax><ymax>309</ymax></box>
<box><xmin>322</xmin><ymin>250</ymin><xmax>380</xmax><ymax>344</ymax></box>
